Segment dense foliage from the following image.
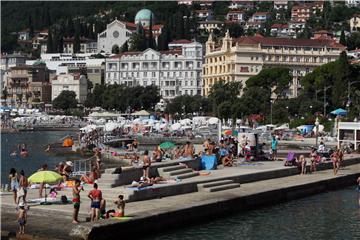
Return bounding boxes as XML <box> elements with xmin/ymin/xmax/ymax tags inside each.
<box><xmin>84</xmin><ymin>84</ymin><xmax>161</xmax><ymax>112</ymax></box>
<box><xmin>52</xmin><ymin>90</ymin><xmax>78</xmax><ymax>110</ymax></box>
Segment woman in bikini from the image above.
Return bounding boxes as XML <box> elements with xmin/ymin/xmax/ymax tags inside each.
<box><xmin>331</xmin><ymin>149</ymin><xmax>339</xmax><ymax>175</ymax></box>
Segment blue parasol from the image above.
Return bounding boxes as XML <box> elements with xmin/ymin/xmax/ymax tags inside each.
<box><xmin>330</xmin><ymin>108</ymin><xmax>347</xmax><ymax>116</ymax></box>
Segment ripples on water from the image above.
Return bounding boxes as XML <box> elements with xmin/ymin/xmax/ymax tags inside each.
<box><xmin>1</xmin><ymin>131</ymin><xmax>76</xmax><ymax>184</ymax></box>
<box><xmin>144</xmin><ymin>187</ymin><xmax>360</xmax><ymax>240</ymax></box>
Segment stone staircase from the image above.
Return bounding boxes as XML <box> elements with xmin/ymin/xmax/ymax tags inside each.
<box><xmin>197</xmin><ymin>179</ymin><xmax>240</xmax><ymax>192</ymax></box>
<box><xmin>157</xmin><ymin>164</ymin><xmax>199</xmax><ymax>179</ymax></box>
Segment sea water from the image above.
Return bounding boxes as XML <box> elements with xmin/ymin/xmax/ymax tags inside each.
<box><xmin>1</xmin><ymin>131</ymin><xmax>75</xmax><ymax>184</ymax></box>
<box><xmin>144</xmin><ymin>187</ymin><xmax>360</xmax><ymax>240</ymax></box>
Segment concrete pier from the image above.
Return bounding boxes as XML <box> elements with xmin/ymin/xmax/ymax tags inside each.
<box><xmin>1</xmin><ymin>156</ymin><xmax>359</xmax><ymax>240</ymax></box>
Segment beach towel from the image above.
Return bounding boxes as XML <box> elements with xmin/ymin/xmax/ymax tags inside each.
<box><xmin>111</xmin><ymin>216</ymin><xmax>133</xmax><ymax>220</ymax></box>
<box><xmin>201</xmin><ymin>155</ymin><xmax>217</xmax><ymax>170</ymax></box>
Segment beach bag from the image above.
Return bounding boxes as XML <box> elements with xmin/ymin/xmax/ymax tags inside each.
<box><xmin>61</xmin><ymin>195</ymin><xmax>68</xmax><ymax>204</ymax></box>
<box><xmin>113</xmin><ymin>167</ymin><xmax>122</xmax><ymax>174</ymax></box>
<box><xmin>17</xmin><ymin>187</ymin><xmax>25</xmax><ymax>197</ymax></box>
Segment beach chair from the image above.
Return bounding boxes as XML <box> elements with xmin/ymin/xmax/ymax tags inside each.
<box><xmin>284</xmin><ymin>152</ymin><xmax>296</xmax><ymax>166</ymax></box>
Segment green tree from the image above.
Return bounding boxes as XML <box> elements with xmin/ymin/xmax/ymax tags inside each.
<box><xmin>217</xmin><ymin>101</ymin><xmax>232</xmax><ymax>122</ymax></box>
<box><xmin>52</xmin><ymin>90</ymin><xmax>78</xmax><ymax>110</ymax></box>
<box><xmin>246</xmin><ymin>67</ymin><xmax>292</xmax><ymax>98</ymax></box>
<box><xmin>340</xmin><ymin>29</ymin><xmax>346</xmax><ymax>46</ymax></box>
<box><xmin>28</xmin><ymin>15</ymin><xmax>34</xmax><ymax>39</ymax></box>
<box><xmin>129</xmin><ymin>33</ymin><xmax>147</xmax><ymax>51</ymax></box>
<box><xmin>347</xmin><ymin>32</ymin><xmax>360</xmax><ymax>51</ymax></box>
<box><xmin>73</xmin><ymin>21</ymin><xmax>81</xmax><ymax>53</ymax></box>
<box><xmin>227</xmin><ymin>23</ymin><xmax>244</xmax><ymax>38</ymax></box>
<box><xmin>46</xmin><ymin>28</ymin><xmax>54</xmax><ymax>53</ymax></box>
<box><xmin>120</xmin><ymin>41</ymin><xmax>129</xmax><ymax>53</ymax></box>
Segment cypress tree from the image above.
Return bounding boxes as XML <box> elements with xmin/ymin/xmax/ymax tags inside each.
<box><xmin>58</xmin><ymin>33</ymin><xmax>64</xmax><ymax>53</ymax></box>
<box><xmin>73</xmin><ymin>21</ymin><xmax>81</xmax><ymax>53</ymax></box>
<box><xmin>28</xmin><ymin>15</ymin><xmax>34</xmax><ymax>39</ymax></box>
<box><xmin>46</xmin><ymin>28</ymin><xmax>53</xmax><ymax>53</ymax></box>
<box><xmin>148</xmin><ymin>14</ymin><xmax>154</xmax><ymax>49</ymax></box>
<box><xmin>340</xmin><ymin>29</ymin><xmax>346</xmax><ymax>46</ymax></box>
<box><xmin>120</xmin><ymin>41</ymin><xmax>129</xmax><ymax>53</ymax></box>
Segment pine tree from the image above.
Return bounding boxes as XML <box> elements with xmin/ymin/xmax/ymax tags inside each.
<box><xmin>46</xmin><ymin>28</ymin><xmax>53</xmax><ymax>53</ymax></box>
<box><xmin>340</xmin><ymin>29</ymin><xmax>346</xmax><ymax>46</ymax></box>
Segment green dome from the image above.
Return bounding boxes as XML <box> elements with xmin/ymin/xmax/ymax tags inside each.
<box><xmin>134</xmin><ymin>9</ymin><xmax>155</xmax><ymax>27</ymax></box>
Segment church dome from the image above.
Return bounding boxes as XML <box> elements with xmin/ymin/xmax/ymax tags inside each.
<box><xmin>134</xmin><ymin>9</ymin><xmax>155</xmax><ymax>27</ymax></box>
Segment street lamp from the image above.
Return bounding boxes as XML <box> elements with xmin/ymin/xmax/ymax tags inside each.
<box><xmin>315</xmin><ymin>117</ymin><xmax>320</xmax><ymax>148</ymax></box>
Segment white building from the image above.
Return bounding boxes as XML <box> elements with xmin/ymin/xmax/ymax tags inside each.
<box><xmin>228</xmin><ymin>1</ymin><xmax>254</xmax><ymax>10</ymax></box>
<box><xmin>198</xmin><ymin>20</ymin><xmax>224</xmax><ymax>33</ymax></box>
<box><xmin>51</xmin><ymin>72</ymin><xmax>88</xmax><ymax>103</ymax></box>
<box><xmin>274</xmin><ymin>0</ymin><xmax>288</xmax><ymax>10</ymax></box>
<box><xmin>105</xmin><ymin>41</ymin><xmax>203</xmax><ymax>99</ymax></box>
<box><xmin>346</xmin><ymin>0</ymin><xmax>360</xmax><ymax>7</ymax></box>
<box><xmin>97</xmin><ymin>19</ymin><xmax>133</xmax><ymax>54</ymax></box>
<box><xmin>27</xmin><ymin>53</ymin><xmax>105</xmax><ymax>86</ymax></box>
<box><xmin>226</xmin><ymin>10</ymin><xmax>245</xmax><ymax>23</ymax></box>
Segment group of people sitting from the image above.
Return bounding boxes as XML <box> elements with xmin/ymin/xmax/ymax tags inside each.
<box><xmin>285</xmin><ymin>145</ymin><xmax>344</xmax><ymax>176</ymax></box>
<box><xmin>203</xmin><ymin>137</ymin><xmax>239</xmax><ymax>167</ymax></box>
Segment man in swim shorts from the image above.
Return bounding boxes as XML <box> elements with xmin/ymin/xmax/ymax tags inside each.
<box><xmin>88</xmin><ymin>183</ymin><xmax>102</xmax><ymax>221</ymax></box>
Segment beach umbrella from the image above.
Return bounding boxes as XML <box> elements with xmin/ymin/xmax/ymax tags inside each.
<box><xmin>28</xmin><ymin>171</ymin><xmax>63</xmax><ymax>205</ymax></box>
<box><xmin>223</xmin><ymin>129</ymin><xmax>238</xmax><ymax>136</ymax></box>
<box><xmin>159</xmin><ymin>141</ymin><xmax>176</xmax><ymax>149</ymax></box>
<box><xmin>170</xmin><ymin>123</ymin><xmax>181</xmax><ymax>131</ymax></box>
<box><xmin>208</xmin><ymin>117</ymin><xmax>219</xmax><ymax>125</ymax></box>
<box><xmin>330</xmin><ymin>108</ymin><xmax>347</xmax><ymax>116</ymax></box>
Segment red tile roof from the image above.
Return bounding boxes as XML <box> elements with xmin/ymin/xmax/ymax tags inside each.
<box><xmin>160</xmin><ymin>49</ymin><xmax>182</xmax><ymax>55</ymax></box>
<box><xmin>271</xmin><ymin>23</ymin><xmax>288</xmax><ymax>29</ymax></box>
<box><xmin>233</xmin><ymin>36</ymin><xmax>345</xmax><ymax>49</ymax></box>
<box><xmin>169</xmin><ymin>39</ymin><xmax>192</xmax><ymax>44</ymax></box>
<box><xmin>253</xmin><ymin>11</ymin><xmax>270</xmax><ymax>16</ymax></box>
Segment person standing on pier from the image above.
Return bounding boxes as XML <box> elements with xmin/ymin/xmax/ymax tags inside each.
<box><xmin>142</xmin><ymin>150</ymin><xmax>151</xmax><ymax>179</ymax></box>
<box><xmin>72</xmin><ymin>179</ymin><xmax>83</xmax><ymax>224</ymax></box>
<box><xmin>18</xmin><ymin>170</ymin><xmax>28</xmax><ymax>204</ymax></box>
<box><xmin>331</xmin><ymin>150</ymin><xmax>339</xmax><ymax>175</ymax></box>
<box><xmin>88</xmin><ymin>183</ymin><xmax>102</xmax><ymax>221</ymax></box>
<box><xmin>9</xmin><ymin>168</ymin><xmax>19</xmax><ymax>204</ymax></box>
<box><xmin>271</xmin><ymin>135</ymin><xmax>278</xmax><ymax>161</ymax></box>
<box><xmin>17</xmin><ymin>202</ymin><xmax>27</xmax><ymax>235</ymax></box>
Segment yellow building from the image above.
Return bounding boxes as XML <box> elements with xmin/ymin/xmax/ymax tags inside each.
<box><xmin>202</xmin><ymin>31</ymin><xmax>345</xmax><ymax>97</ymax></box>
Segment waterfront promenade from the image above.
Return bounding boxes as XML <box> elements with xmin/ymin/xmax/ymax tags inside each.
<box><xmin>1</xmin><ymin>155</ymin><xmax>360</xmax><ymax>240</ymax></box>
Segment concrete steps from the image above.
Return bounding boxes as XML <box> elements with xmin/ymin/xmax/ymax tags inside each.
<box><xmin>176</xmin><ymin>172</ymin><xmax>199</xmax><ymax>179</ymax></box>
<box><xmin>158</xmin><ymin>164</ymin><xmax>199</xmax><ymax>179</ymax></box>
<box><xmin>197</xmin><ymin>179</ymin><xmax>240</xmax><ymax>192</ymax></box>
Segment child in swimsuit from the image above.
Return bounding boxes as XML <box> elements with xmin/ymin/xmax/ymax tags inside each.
<box><xmin>17</xmin><ymin>204</ymin><xmax>27</xmax><ymax>235</ymax></box>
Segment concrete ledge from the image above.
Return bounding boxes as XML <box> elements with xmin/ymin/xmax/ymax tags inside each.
<box><xmin>70</xmin><ymin>163</ymin><xmax>360</xmax><ymax>240</ymax></box>
<box><xmin>98</xmin><ymin>157</ymin><xmax>201</xmax><ymax>187</ymax></box>
<box><xmin>122</xmin><ymin>158</ymin><xmax>360</xmax><ymax>202</ymax></box>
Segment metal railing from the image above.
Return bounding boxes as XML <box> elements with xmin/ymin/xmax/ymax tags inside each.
<box><xmin>71</xmin><ymin>155</ymin><xmax>96</xmax><ymax>177</ymax></box>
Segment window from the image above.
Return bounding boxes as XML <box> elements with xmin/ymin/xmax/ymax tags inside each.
<box><xmin>152</xmin><ymin>72</ymin><xmax>156</xmax><ymax>77</ymax></box>
<box><xmin>144</xmin><ymin>72</ymin><xmax>147</xmax><ymax>77</ymax></box>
